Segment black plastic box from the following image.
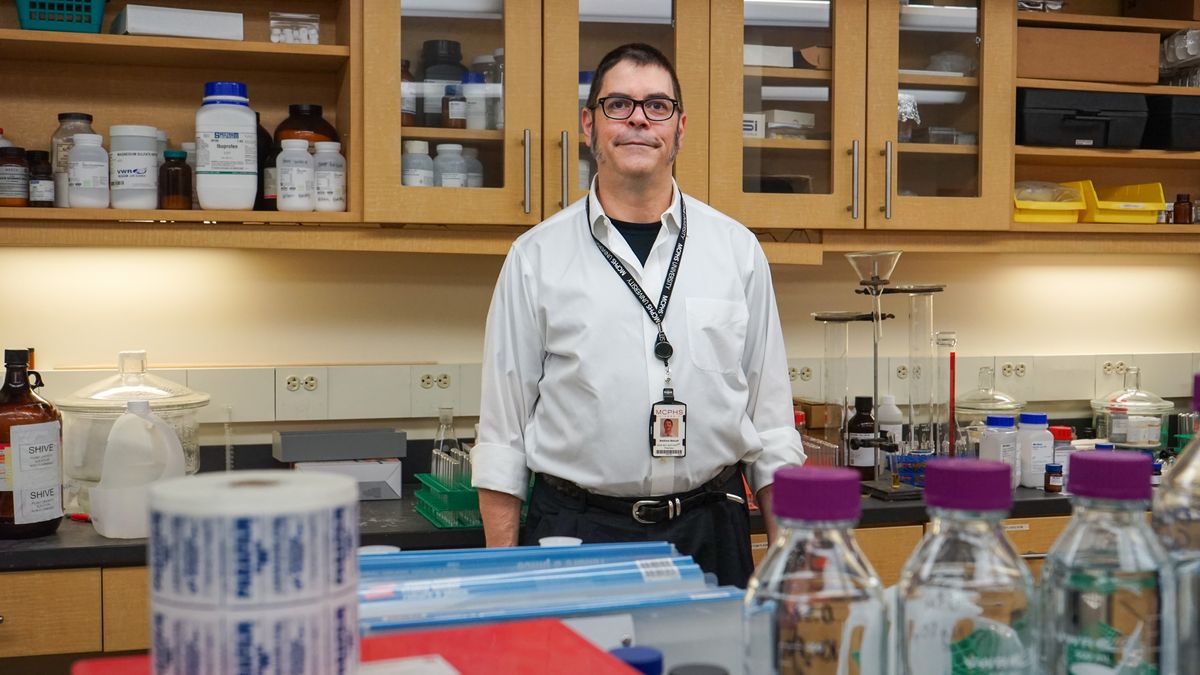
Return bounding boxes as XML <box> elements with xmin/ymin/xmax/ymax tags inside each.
<box><xmin>1017</xmin><ymin>89</ymin><xmax>1147</xmax><ymax>148</ymax></box>
<box><xmin>1143</xmin><ymin>95</ymin><xmax>1200</xmax><ymax>150</ymax></box>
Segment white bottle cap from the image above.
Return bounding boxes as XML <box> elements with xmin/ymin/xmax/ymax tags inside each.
<box><xmin>281</xmin><ymin>139</ymin><xmax>309</xmax><ymax>150</ymax></box>
<box><xmin>109</xmin><ymin>125</ymin><xmax>157</xmax><ymax>138</ymax></box>
<box><xmin>493</xmin><ymin>47</ymin><xmax>504</xmax><ymax>58</ymax></box>
<box><xmin>314</xmin><ymin>141</ymin><xmax>341</xmax><ymax>153</ymax></box>
<box><xmin>881</xmin><ymin>394</ymin><xmax>896</xmax><ymax>405</ymax></box>
<box><xmin>73</xmin><ymin>133</ymin><xmax>103</xmax><ymax>145</ymax></box>
<box><xmin>436</xmin><ymin>143</ymin><xmax>463</xmax><ymax>153</ymax></box>
<box><xmin>473</xmin><ymin>54</ymin><xmax>495</xmax><ymax>66</ymax></box>
<box><xmin>156</xmin><ymin>130</ymin><xmax>168</xmax><ymax>142</ymax></box>
<box><xmin>181</xmin><ymin>142</ymin><xmax>196</xmax><ymax>151</ymax></box>
<box><xmin>403</xmin><ymin>140</ymin><xmax>429</xmax><ymax>154</ymax></box>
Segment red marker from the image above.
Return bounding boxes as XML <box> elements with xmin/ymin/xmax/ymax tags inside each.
<box><xmin>67</xmin><ymin>513</ymin><xmax>91</xmax><ymax>523</ymax></box>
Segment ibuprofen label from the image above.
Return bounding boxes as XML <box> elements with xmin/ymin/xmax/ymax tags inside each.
<box><xmin>196</xmin><ymin>130</ymin><xmax>256</xmax><ymax>175</ymax></box>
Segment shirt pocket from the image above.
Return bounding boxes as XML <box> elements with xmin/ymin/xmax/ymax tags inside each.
<box><xmin>684</xmin><ymin>297</ymin><xmax>748</xmax><ymax>374</ymax></box>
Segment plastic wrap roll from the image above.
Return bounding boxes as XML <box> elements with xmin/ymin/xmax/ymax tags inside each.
<box><xmin>148</xmin><ymin>470</ymin><xmax>360</xmax><ymax>675</ymax></box>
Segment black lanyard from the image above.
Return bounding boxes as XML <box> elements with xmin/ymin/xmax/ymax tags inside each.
<box><xmin>586</xmin><ymin>195</ymin><xmax>687</xmax><ymax>368</ymax></box>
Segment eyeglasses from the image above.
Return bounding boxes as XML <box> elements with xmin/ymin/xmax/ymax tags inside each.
<box><xmin>593</xmin><ymin>96</ymin><xmax>680</xmax><ymax>122</ymax></box>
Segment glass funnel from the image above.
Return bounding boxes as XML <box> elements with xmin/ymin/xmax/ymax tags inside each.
<box><xmin>845</xmin><ymin>250</ymin><xmax>902</xmax><ymax>284</ymax></box>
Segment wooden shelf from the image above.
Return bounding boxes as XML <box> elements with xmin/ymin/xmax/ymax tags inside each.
<box><xmin>898</xmin><ymin>143</ymin><xmax>978</xmax><ymax>155</ymax></box>
<box><xmin>744</xmin><ymin>66</ymin><xmax>832</xmax><ymax>82</ymax></box>
<box><xmin>743</xmin><ymin>138</ymin><xmax>830</xmax><ymax>150</ymax></box>
<box><xmin>1014</xmin><ymin>145</ymin><xmax>1200</xmax><ymax>167</ymax></box>
<box><xmin>0</xmin><ymin>207</ymin><xmax>361</xmax><ymax>224</ymax></box>
<box><xmin>1016</xmin><ymin>77</ymin><xmax>1200</xmax><ymax>97</ymax></box>
<box><xmin>898</xmin><ymin>74</ymin><xmax>979</xmax><ymax>88</ymax></box>
<box><xmin>0</xmin><ymin>28</ymin><xmax>350</xmax><ymax>72</ymax></box>
<box><xmin>1016</xmin><ymin>11</ymin><xmax>1200</xmax><ymax>34</ymax></box>
<box><xmin>402</xmin><ymin>128</ymin><xmax>506</xmax><ymax>142</ymax></box>
<box><xmin>1011</xmin><ymin>221</ymin><xmax>1199</xmax><ymax>235</ymax></box>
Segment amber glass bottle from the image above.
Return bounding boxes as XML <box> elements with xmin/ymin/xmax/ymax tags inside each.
<box><xmin>274</xmin><ymin>104</ymin><xmax>340</xmax><ymax>147</ymax></box>
<box><xmin>846</xmin><ymin>395</ymin><xmax>876</xmax><ymax>482</ymax></box>
<box><xmin>0</xmin><ymin>349</ymin><xmax>63</xmax><ymax>539</ymax></box>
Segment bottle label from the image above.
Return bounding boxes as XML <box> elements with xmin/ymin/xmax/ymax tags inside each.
<box><xmin>196</xmin><ymin>130</ymin><xmax>256</xmax><ymax>175</ymax></box>
<box><xmin>467</xmin><ymin>172</ymin><xmax>483</xmax><ymax>188</ymax></box>
<box><xmin>1049</xmin><ymin>474</ymin><xmax>1064</xmax><ymax>487</ymax></box>
<box><xmin>110</xmin><ymin>150</ymin><xmax>158</xmax><ymax>190</ymax></box>
<box><xmin>847</xmin><ymin>432</ymin><xmax>874</xmax><ymax>467</ymax></box>
<box><xmin>29</xmin><ymin>178</ymin><xmax>54</xmax><ymax>202</ymax></box>
<box><xmin>439</xmin><ymin>172</ymin><xmax>466</xmax><ymax>188</ymax></box>
<box><xmin>0</xmin><ymin>164</ymin><xmax>28</xmax><ymax>198</ymax></box>
<box><xmin>315</xmin><ymin>170</ymin><xmax>346</xmax><ymax>205</ymax></box>
<box><xmin>466</xmin><ymin>97</ymin><xmax>488</xmax><ymax>129</ymax></box>
<box><xmin>403</xmin><ymin>168</ymin><xmax>434</xmax><ymax>187</ymax></box>
<box><xmin>279</xmin><ymin>166</ymin><xmax>313</xmax><ymax>198</ymax></box>
<box><xmin>1056</xmin><ymin>571</ymin><xmax>1162</xmax><ymax>672</ymax></box>
<box><xmin>69</xmin><ymin>160</ymin><xmax>109</xmax><ymax>189</ymax></box>
<box><xmin>448</xmin><ymin>100</ymin><xmax>467</xmax><ymax>120</ymax></box>
<box><xmin>2</xmin><ymin>421</ymin><xmax>63</xmax><ymax>525</ymax></box>
<box><xmin>53</xmin><ymin>138</ymin><xmax>74</xmax><ymax>174</ymax></box>
<box><xmin>401</xmin><ymin>82</ymin><xmax>418</xmax><ymax>116</ymax></box>
<box><xmin>263</xmin><ymin>167</ymin><xmax>278</xmax><ymax>199</ymax></box>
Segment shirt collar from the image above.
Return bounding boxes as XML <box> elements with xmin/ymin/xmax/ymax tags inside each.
<box><xmin>586</xmin><ymin>177</ymin><xmax>682</xmax><ymax>240</ymax></box>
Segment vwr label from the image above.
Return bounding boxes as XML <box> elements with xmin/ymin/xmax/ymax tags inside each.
<box><xmin>8</xmin><ymin>421</ymin><xmax>63</xmax><ymax>525</ymax></box>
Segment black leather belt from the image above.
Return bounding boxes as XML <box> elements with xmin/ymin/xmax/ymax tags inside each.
<box><xmin>538</xmin><ymin>464</ymin><xmax>745</xmax><ymax>525</ymax></box>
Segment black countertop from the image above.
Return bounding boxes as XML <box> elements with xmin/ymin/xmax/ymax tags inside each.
<box><xmin>0</xmin><ymin>487</ymin><xmax>1071</xmax><ymax>573</ymax></box>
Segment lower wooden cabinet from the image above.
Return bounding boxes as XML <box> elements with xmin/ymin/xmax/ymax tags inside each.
<box><xmin>750</xmin><ymin>523</ymin><xmax>924</xmax><ymax>587</ymax></box>
<box><xmin>1001</xmin><ymin>515</ymin><xmax>1071</xmax><ymax>580</ymax></box>
<box><xmin>0</xmin><ymin>569</ymin><xmax>101</xmax><ymax>658</ymax></box>
<box><xmin>102</xmin><ymin>567</ymin><xmax>150</xmax><ymax>652</ymax></box>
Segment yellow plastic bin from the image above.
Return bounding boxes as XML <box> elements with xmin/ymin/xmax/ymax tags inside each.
<box><xmin>1065</xmin><ymin>180</ymin><xmax>1165</xmax><ymax>224</ymax></box>
<box><xmin>1013</xmin><ymin>184</ymin><xmax>1085</xmax><ymax>223</ymax></box>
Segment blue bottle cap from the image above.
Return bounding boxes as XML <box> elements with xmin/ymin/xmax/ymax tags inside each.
<box><xmin>1019</xmin><ymin>412</ymin><xmax>1048</xmax><ymax>425</ymax></box>
<box><xmin>610</xmin><ymin>646</ymin><xmax>663</xmax><ymax>675</ymax></box>
<box><xmin>985</xmin><ymin>415</ymin><xmax>1015</xmax><ymax>428</ymax></box>
<box><xmin>204</xmin><ymin>81</ymin><xmax>248</xmax><ymax>99</ymax></box>
<box><xmin>1045</xmin><ymin>463</ymin><xmax>1063</xmax><ymax>473</ymax></box>
<box><xmin>1152</xmin><ymin>462</ymin><xmax>1163</xmax><ymax>470</ymax></box>
<box><xmin>1095</xmin><ymin>443</ymin><xmax>1115</xmax><ymax>450</ymax></box>
<box><xmin>462</xmin><ymin>72</ymin><xmax>485</xmax><ymax>84</ymax></box>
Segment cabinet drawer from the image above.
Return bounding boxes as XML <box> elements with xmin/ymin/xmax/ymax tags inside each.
<box><xmin>1003</xmin><ymin>515</ymin><xmax>1071</xmax><ymax>580</ymax></box>
<box><xmin>855</xmin><ymin>525</ymin><xmax>923</xmax><ymax>587</ymax></box>
<box><xmin>102</xmin><ymin>567</ymin><xmax>149</xmax><ymax>652</ymax></box>
<box><xmin>0</xmin><ymin>568</ymin><xmax>101</xmax><ymax>658</ymax></box>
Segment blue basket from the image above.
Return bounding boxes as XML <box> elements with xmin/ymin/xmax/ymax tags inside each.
<box><xmin>16</xmin><ymin>0</ymin><xmax>107</xmax><ymax>33</ymax></box>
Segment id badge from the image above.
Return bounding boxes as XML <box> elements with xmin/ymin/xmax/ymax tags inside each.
<box><xmin>650</xmin><ymin>399</ymin><xmax>686</xmax><ymax>458</ymax></box>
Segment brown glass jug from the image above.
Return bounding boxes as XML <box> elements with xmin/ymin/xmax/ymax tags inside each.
<box><xmin>0</xmin><ymin>348</ymin><xmax>63</xmax><ymax>538</ymax></box>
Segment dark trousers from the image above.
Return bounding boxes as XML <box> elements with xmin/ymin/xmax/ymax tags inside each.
<box><xmin>519</xmin><ymin>469</ymin><xmax>755</xmax><ymax>588</ymax></box>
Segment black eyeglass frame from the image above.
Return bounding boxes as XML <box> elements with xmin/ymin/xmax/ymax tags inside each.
<box><xmin>591</xmin><ymin>96</ymin><xmax>681</xmax><ymax>122</ymax></box>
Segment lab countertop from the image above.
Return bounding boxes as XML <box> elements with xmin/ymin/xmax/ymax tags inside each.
<box><xmin>0</xmin><ymin>487</ymin><xmax>1071</xmax><ymax>573</ymax></box>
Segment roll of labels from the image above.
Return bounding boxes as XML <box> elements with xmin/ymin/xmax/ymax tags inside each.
<box><xmin>148</xmin><ymin>470</ymin><xmax>360</xmax><ymax>675</ymax></box>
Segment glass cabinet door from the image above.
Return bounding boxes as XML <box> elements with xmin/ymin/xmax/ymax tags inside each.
<box><xmin>364</xmin><ymin>0</ymin><xmax>542</xmax><ymax>225</ymax></box>
<box><xmin>709</xmin><ymin>0</ymin><xmax>867</xmax><ymax>231</ymax></box>
<box><xmin>543</xmin><ymin>0</ymin><xmax>708</xmax><ymax>216</ymax></box>
<box><xmin>865</xmin><ymin>0</ymin><xmax>1013</xmax><ymax>230</ymax></box>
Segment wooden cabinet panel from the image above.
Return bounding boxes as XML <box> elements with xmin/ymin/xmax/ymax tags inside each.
<box><xmin>102</xmin><ymin>567</ymin><xmax>149</xmax><ymax>652</ymax></box>
<box><xmin>854</xmin><ymin>524</ymin><xmax>923</xmax><ymax>587</ymax></box>
<box><xmin>1002</xmin><ymin>514</ymin><xmax>1070</xmax><ymax>580</ymax></box>
<box><xmin>0</xmin><ymin>569</ymin><xmax>101</xmax><ymax>658</ymax></box>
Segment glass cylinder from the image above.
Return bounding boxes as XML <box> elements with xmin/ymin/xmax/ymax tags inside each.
<box><xmin>907</xmin><ymin>293</ymin><xmax>935</xmax><ymax>454</ymax></box>
<box><xmin>934</xmin><ymin>330</ymin><xmax>957</xmax><ymax>456</ymax></box>
<box><xmin>822</xmin><ymin>320</ymin><xmax>850</xmax><ymax>463</ymax></box>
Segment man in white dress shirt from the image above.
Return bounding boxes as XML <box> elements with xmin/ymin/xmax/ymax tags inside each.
<box><xmin>470</xmin><ymin>43</ymin><xmax>804</xmax><ymax>587</ymax></box>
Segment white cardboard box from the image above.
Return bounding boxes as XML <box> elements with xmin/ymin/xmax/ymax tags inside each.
<box><xmin>296</xmin><ymin>459</ymin><xmax>403</xmax><ymax>501</ymax></box>
<box><xmin>743</xmin><ymin>44</ymin><xmax>793</xmax><ymax>68</ymax></box>
<box><xmin>743</xmin><ymin>113</ymin><xmax>766</xmax><ymax>138</ymax></box>
<box><xmin>765</xmin><ymin>109</ymin><xmax>816</xmax><ymax>128</ymax></box>
<box><xmin>111</xmin><ymin>4</ymin><xmax>244</xmax><ymax>41</ymax></box>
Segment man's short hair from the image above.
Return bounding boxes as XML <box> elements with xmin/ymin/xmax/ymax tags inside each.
<box><xmin>585</xmin><ymin>43</ymin><xmax>683</xmax><ymax>113</ymax></box>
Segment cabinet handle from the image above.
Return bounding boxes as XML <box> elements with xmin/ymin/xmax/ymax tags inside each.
<box><xmin>561</xmin><ymin>130</ymin><xmax>570</xmax><ymax>209</ymax></box>
<box><xmin>523</xmin><ymin>128</ymin><xmax>532</xmax><ymax>214</ymax></box>
<box><xmin>848</xmin><ymin>140</ymin><xmax>860</xmax><ymax>219</ymax></box>
<box><xmin>881</xmin><ymin>140</ymin><xmax>893</xmax><ymax>219</ymax></box>
<box><xmin>0</xmin><ymin>614</ymin><xmax>5</xmax><ymax>624</ymax></box>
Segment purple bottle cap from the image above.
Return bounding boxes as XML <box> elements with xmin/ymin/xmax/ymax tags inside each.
<box><xmin>772</xmin><ymin>466</ymin><xmax>861</xmax><ymax>522</ymax></box>
<box><xmin>1067</xmin><ymin>451</ymin><xmax>1152</xmax><ymax>501</ymax></box>
<box><xmin>923</xmin><ymin>459</ymin><xmax>1013</xmax><ymax>512</ymax></box>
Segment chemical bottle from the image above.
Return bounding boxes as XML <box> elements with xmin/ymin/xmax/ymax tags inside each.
<box><xmin>180</xmin><ymin>142</ymin><xmax>199</xmax><ymax>209</ymax></box>
<box><xmin>0</xmin><ymin>128</ymin><xmax>11</xmax><ymax>147</ymax></box>
<box><xmin>195</xmin><ymin>81</ymin><xmax>257</xmax><ymax>210</ymax></box>
<box><xmin>846</xmin><ymin>395</ymin><xmax>876</xmax><ymax>481</ymax></box>
<box><xmin>0</xmin><ymin>146</ymin><xmax>29</xmax><ymax>207</ymax></box>
<box><xmin>276</xmin><ymin>138</ymin><xmax>314</xmax><ymax>212</ymax></box>
<box><xmin>1153</xmin><ymin>373</ymin><xmax>1200</xmax><ymax>674</ymax></box>
<box><xmin>1049</xmin><ymin>425</ymin><xmax>1075</xmax><ymax>487</ymax></box>
<box><xmin>0</xmin><ymin>349</ymin><xmax>64</xmax><ymax>539</ymax></box>
<box><xmin>461</xmin><ymin>147</ymin><xmax>484</xmax><ymax>188</ymax></box>
<box><xmin>463</xmin><ymin>72</ymin><xmax>488</xmax><ymax>130</ymax></box>
<box><xmin>744</xmin><ymin>466</ymin><xmax>886</xmax><ymax>675</ymax></box>
<box><xmin>978</xmin><ymin>415</ymin><xmax>1019</xmax><ymax>490</ymax></box>
<box><xmin>51</xmin><ymin>112</ymin><xmax>95</xmax><ymax>207</ymax></box>
<box><xmin>1042</xmin><ymin>451</ymin><xmax>1176</xmax><ymax>673</ymax></box>
<box><xmin>158</xmin><ymin>150</ymin><xmax>192</xmax><ymax>210</ymax></box>
<box><xmin>67</xmin><ymin>133</ymin><xmax>109</xmax><ymax>208</ymax></box>
<box><xmin>402</xmin><ymin>140</ymin><xmax>434</xmax><ymax>187</ymax></box>
<box><xmin>27</xmin><ymin>150</ymin><xmax>54</xmax><ymax>207</ymax></box>
<box><xmin>1017</xmin><ymin>412</ymin><xmax>1054</xmax><ymax>489</ymax></box>
<box><xmin>433</xmin><ymin>144</ymin><xmax>466</xmax><ymax>188</ymax></box>
<box><xmin>313</xmin><ymin>141</ymin><xmax>346</xmax><ymax>212</ymax></box>
<box><xmin>109</xmin><ymin>125</ymin><xmax>159</xmax><ymax>210</ymax></box>
<box><xmin>253</xmin><ymin>112</ymin><xmax>272</xmax><ymax>210</ymax></box>
<box><xmin>897</xmin><ymin>459</ymin><xmax>1036</xmax><ymax>674</ymax></box>
<box><xmin>877</xmin><ymin>393</ymin><xmax>903</xmax><ymax>448</ymax></box>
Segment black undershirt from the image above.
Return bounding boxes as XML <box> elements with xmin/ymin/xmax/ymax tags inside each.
<box><xmin>609</xmin><ymin>218</ymin><xmax>662</xmax><ymax>266</ymax></box>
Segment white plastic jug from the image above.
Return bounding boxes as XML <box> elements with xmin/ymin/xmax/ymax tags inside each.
<box><xmin>89</xmin><ymin>400</ymin><xmax>185</xmax><ymax>538</ymax></box>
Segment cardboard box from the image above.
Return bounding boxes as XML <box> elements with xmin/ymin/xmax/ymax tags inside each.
<box><xmin>765</xmin><ymin>109</ymin><xmax>816</xmax><ymax>128</ymax></box>
<box><xmin>795</xmin><ymin>397</ymin><xmax>836</xmax><ymax>429</ymax></box>
<box><xmin>111</xmin><ymin>4</ymin><xmax>244</xmax><ymax>41</ymax></box>
<box><xmin>1123</xmin><ymin>0</ymin><xmax>1200</xmax><ymax>20</ymax></box>
<box><xmin>743</xmin><ymin>44</ymin><xmax>793</xmax><ymax>68</ymax></box>
<box><xmin>796</xmin><ymin>45</ymin><xmax>832</xmax><ymax>70</ymax></box>
<box><xmin>743</xmin><ymin>113</ymin><xmax>766</xmax><ymax>138</ymax></box>
<box><xmin>296</xmin><ymin>459</ymin><xmax>403</xmax><ymax>501</ymax></box>
<box><xmin>1017</xmin><ymin>27</ymin><xmax>1159</xmax><ymax>84</ymax></box>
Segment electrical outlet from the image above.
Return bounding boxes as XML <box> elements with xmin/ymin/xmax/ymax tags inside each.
<box><xmin>286</xmin><ymin>375</ymin><xmax>300</xmax><ymax>391</ymax></box>
<box><xmin>1096</xmin><ymin>354</ymin><xmax>1132</xmax><ymax>398</ymax></box>
<box><xmin>419</xmin><ymin>374</ymin><xmax>434</xmax><ymax>389</ymax></box>
<box><xmin>303</xmin><ymin>375</ymin><xmax>319</xmax><ymax>391</ymax></box>
<box><xmin>787</xmin><ymin>359</ymin><xmax>821</xmax><ymax>400</ymax></box>
<box><xmin>1000</xmin><ymin>362</ymin><xmax>1014</xmax><ymax>378</ymax></box>
<box><xmin>996</xmin><ymin>355</ymin><xmax>1034</xmax><ymax>402</ymax></box>
<box><xmin>436</xmin><ymin>373</ymin><xmax>452</xmax><ymax>389</ymax></box>
<box><xmin>895</xmin><ymin>364</ymin><xmax>908</xmax><ymax>380</ymax></box>
<box><xmin>1014</xmin><ymin>362</ymin><xmax>1027</xmax><ymax>378</ymax></box>
<box><xmin>411</xmin><ymin>365</ymin><xmax>460</xmax><ymax>417</ymax></box>
<box><xmin>276</xmin><ymin>367</ymin><xmax>329</xmax><ymax>421</ymax></box>
<box><xmin>799</xmin><ymin>366</ymin><xmax>812</xmax><ymax>382</ymax></box>
<box><xmin>788</xmin><ymin>366</ymin><xmax>798</xmax><ymax>382</ymax></box>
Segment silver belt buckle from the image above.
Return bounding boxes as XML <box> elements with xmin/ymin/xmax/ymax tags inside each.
<box><xmin>631</xmin><ymin>499</ymin><xmax>660</xmax><ymax>524</ymax></box>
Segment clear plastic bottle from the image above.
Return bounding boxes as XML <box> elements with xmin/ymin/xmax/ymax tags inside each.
<box><xmin>1153</xmin><ymin>373</ymin><xmax>1200</xmax><ymax>674</ymax></box>
<box><xmin>276</xmin><ymin>138</ymin><xmax>314</xmax><ymax>212</ymax></box>
<box><xmin>1042</xmin><ymin>451</ymin><xmax>1176</xmax><ymax>673</ymax></box>
<box><xmin>51</xmin><ymin>112</ymin><xmax>95</xmax><ymax>208</ymax></box>
<box><xmin>877</xmin><ymin>393</ymin><xmax>903</xmax><ymax>448</ymax></box>
<box><xmin>461</xmin><ymin>147</ymin><xmax>484</xmax><ymax>188</ymax></box>
<box><xmin>743</xmin><ymin>466</ymin><xmax>886</xmax><ymax>675</ymax></box>
<box><xmin>402</xmin><ymin>140</ymin><xmax>434</xmax><ymax>187</ymax></box>
<box><xmin>1017</xmin><ymin>412</ymin><xmax>1054</xmax><ymax>489</ymax></box>
<box><xmin>67</xmin><ymin>133</ymin><xmax>109</xmax><ymax>208</ymax></box>
<box><xmin>313</xmin><ymin>141</ymin><xmax>346</xmax><ymax>212</ymax></box>
<box><xmin>434</xmin><ymin>143</ymin><xmax>466</xmax><ymax>188</ymax></box>
<box><xmin>979</xmin><ymin>415</ymin><xmax>1019</xmax><ymax>490</ymax></box>
<box><xmin>897</xmin><ymin>459</ymin><xmax>1036</xmax><ymax>674</ymax></box>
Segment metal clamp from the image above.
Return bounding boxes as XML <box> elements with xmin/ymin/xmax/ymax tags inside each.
<box><xmin>632</xmin><ymin>499</ymin><xmax>661</xmax><ymax>524</ymax></box>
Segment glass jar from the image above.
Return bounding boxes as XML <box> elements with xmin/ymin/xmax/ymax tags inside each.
<box><xmin>401</xmin><ymin>59</ymin><xmax>418</xmax><ymax>127</ymax></box>
<box><xmin>0</xmin><ymin>348</ymin><xmax>63</xmax><ymax>539</ymax></box>
<box><xmin>26</xmin><ymin>150</ymin><xmax>54</xmax><ymax>207</ymax></box>
<box><xmin>274</xmin><ymin>104</ymin><xmax>340</xmax><ymax>149</ymax></box>
<box><xmin>1090</xmin><ymin>366</ymin><xmax>1173</xmax><ymax>450</ymax></box>
<box><xmin>52</xmin><ymin>112</ymin><xmax>95</xmax><ymax>207</ymax></box>
<box><xmin>441</xmin><ymin>85</ymin><xmax>467</xmax><ymax>129</ymax></box>
<box><xmin>158</xmin><ymin>150</ymin><xmax>192</xmax><ymax>210</ymax></box>
<box><xmin>434</xmin><ymin>143</ymin><xmax>466</xmax><ymax>188</ymax></box>
<box><xmin>0</xmin><ymin>146</ymin><xmax>30</xmax><ymax>207</ymax></box>
<box><xmin>402</xmin><ymin>140</ymin><xmax>434</xmax><ymax>187</ymax></box>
